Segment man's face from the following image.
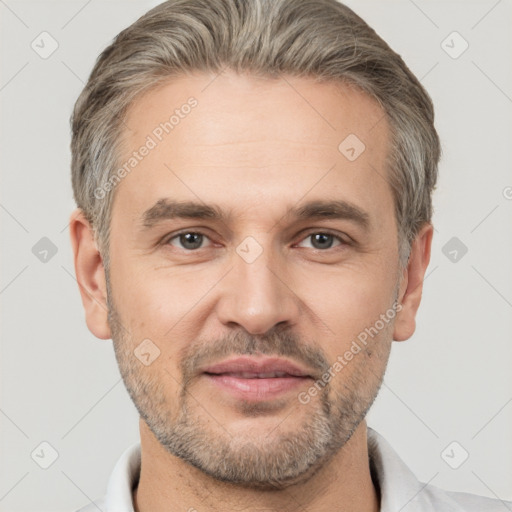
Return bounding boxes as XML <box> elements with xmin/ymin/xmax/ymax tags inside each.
<box><xmin>106</xmin><ymin>71</ymin><xmax>401</xmax><ymax>488</ymax></box>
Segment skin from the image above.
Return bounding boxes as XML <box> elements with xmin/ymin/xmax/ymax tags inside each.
<box><xmin>70</xmin><ymin>71</ymin><xmax>432</xmax><ymax>512</ymax></box>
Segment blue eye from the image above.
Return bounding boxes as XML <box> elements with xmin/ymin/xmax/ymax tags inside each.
<box><xmin>163</xmin><ymin>230</ymin><xmax>347</xmax><ymax>253</ymax></box>
<box><xmin>168</xmin><ymin>232</ymin><xmax>209</xmax><ymax>250</ymax></box>
<box><xmin>297</xmin><ymin>233</ymin><xmax>343</xmax><ymax>250</ymax></box>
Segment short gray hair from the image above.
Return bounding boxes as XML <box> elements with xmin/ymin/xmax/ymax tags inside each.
<box><xmin>70</xmin><ymin>0</ymin><xmax>440</xmax><ymax>271</ymax></box>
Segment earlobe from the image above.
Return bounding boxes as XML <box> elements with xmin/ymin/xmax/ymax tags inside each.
<box><xmin>393</xmin><ymin>223</ymin><xmax>433</xmax><ymax>342</ymax></box>
<box><xmin>69</xmin><ymin>208</ymin><xmax>112</xmax><ymax>340</ymax></box>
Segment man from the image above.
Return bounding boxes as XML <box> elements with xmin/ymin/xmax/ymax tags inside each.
<box><xmin>68</xmin><ymin>0</ymin><xmax>510</xmax><ymax>510</ymax></box>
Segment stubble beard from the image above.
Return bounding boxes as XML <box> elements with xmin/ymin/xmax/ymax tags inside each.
<box><xmin>106</xmin><ymin>276</ymin><xmax>393</xmax><ymax>489</ymax></box>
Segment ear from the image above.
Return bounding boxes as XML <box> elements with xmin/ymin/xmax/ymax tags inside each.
<box><xmin>69</xmin><ymin>208</ymin><xmax>111</xmax><ymax>340</ymax></box>
<box><xmin>393</xmin><ymin>223</ymin><xmax>433</xmax><ymax>342</ymax></box>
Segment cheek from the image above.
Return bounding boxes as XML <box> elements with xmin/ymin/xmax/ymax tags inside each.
<box><xmin>293</xmin><ymin>263</ymin><xmax>397</xmax><ymax>350</ymax></box>
<box><xmin>110</xmin><ymin>236</ymin><xmax>398</xmax><ymax>352</ymax></box>
<box><xmin>114</xmin><ymin>268</ymin><xmax>212</xmax><ymax>353</ymax></box>
<box><xmin>113</xmin><ymin>263</ymin><xmax>191</xmax><ymax>318</ymax></box>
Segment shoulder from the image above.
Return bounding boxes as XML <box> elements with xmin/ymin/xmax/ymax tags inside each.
<box><xmin>424</xmin><ymin>484</ymin><xmax>512</xmax><ymax>511</ymax></box>
<box><xmin>367</xmin><ymin>427</ymin><xmax>511</xmax><ymax>512</ymax></box>
<box><xmin>74</xmin><ymin>496</ymin><xmax>106</xmax><ymax>512</ymax></box>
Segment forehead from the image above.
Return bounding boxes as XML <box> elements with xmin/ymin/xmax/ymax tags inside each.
<box><xmin>123</xmin><ymin>71</ymin><xmax>388</xmax><ymax>152</ymax></box>
<box><xmin>114</xmin><ymin>71</ymin><xmax>393</xmax><ymax>229</ymax></box>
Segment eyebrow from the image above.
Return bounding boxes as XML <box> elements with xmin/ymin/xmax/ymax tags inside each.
<box><xmin>140</xmin><ymin>198</ymin><xmax>371</xmax><ymax>231</ymax></box>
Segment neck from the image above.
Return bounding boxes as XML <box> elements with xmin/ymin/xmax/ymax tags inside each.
<box><xmin>133</xmin><ymin>419</ymin><xmax>379</xmax><ymax>512</ymax></box>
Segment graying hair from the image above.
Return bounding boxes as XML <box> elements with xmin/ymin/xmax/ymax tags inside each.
<box><xmin>70</xmin><ymin>0</ymin><xmax>440</xmax><ymax>271</ymax></box>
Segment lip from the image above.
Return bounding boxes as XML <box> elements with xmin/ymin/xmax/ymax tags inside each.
<box><xmin>201</xmin><ymin>356</ymin><xmax>313</xmax><ymax>378</ymax></box>
<box><xmin>201</xmin><ymin>356</ymin><xmax>314</xmax><ymax>401</ymax></box>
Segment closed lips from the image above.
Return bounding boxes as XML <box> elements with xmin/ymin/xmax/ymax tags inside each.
<box><xmin>205</xmin><ymin>371</ymin><xmax>303</xmax><ymax>379</ymax></box>
<box><xmin>201</xmin><ymin>357</ymin><xmax>313</xmax><ymax>379</ymax></box>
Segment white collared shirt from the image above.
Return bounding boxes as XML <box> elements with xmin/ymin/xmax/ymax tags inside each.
<box><xmin>75</xmin><ymin>428</ymin><xmax>511</xmax><ymax>511</ymax></box>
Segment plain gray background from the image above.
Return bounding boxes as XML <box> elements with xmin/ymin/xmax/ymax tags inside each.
<box><xmin>1</xmin><ymin>0</ymin><xmax>511</xmax><ymax>510</ymax></box>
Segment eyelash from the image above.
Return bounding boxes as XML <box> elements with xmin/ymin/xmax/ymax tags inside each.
<box><xmin>161</xmin><ymin>229</ymin><xmax>351</xmax><ymax>252</ymax></box>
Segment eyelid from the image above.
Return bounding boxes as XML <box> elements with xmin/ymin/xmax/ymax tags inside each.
<box><xmin>161</xmin><ymin>228</ymin><xmax>352</xmax><ymax>251</ymax></box>
<box><xmin>161</xmin><ymin>229</ymin><xmax>215</xmax><ymax>248</ymax></box>
<box><xmin>293</xmin><ymin>228</ymin><xmax>352</xmax><ymax>246</ymax></box>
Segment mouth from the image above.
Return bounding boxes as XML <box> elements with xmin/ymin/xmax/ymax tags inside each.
<box><xmin>206</xmin><ymin>371</ymin><xmax>303</xmax><ymax>378</ymax></box>
<box><xmin>201</xmin><ymin>356</ymin><xmax>314</xmax><ymax>401</ymax></box>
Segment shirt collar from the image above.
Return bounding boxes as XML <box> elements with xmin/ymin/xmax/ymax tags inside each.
<box><xmin>367</xmin><ymin>428</ymin><xmax>463</xmax><ymax>511</ymax></box>
<box><xmin>104</xmin><ymin>441</ymin><xmax>140</xmax><ymax>512</ymax></box>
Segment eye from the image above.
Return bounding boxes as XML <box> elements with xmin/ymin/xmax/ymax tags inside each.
<box><xmin>296</xmin><ymin>232</ymin><xmax>345</xmax><ymax>250</ymax></box>
<box><xmin>166</xmin><ymin>231</ymin><xmax>212</xmax><ymax>250</ymax></box>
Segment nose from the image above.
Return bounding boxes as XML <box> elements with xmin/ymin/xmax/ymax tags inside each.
<box><xmin>215</xmin><ymin>241</ymin><xmax>301</xmax><ymax>335</ymax></box>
